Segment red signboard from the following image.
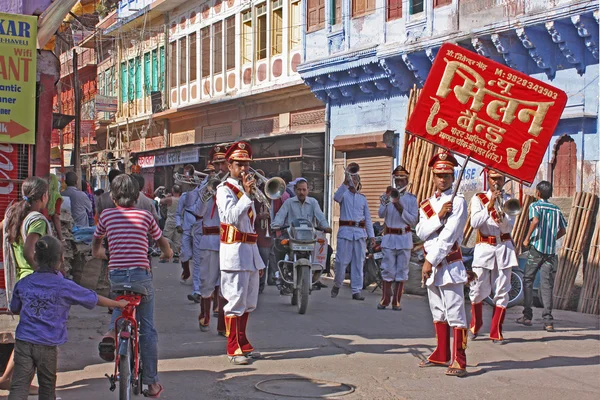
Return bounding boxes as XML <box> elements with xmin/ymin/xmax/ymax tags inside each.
<box><xmin>406</xmin><ymin>43</ymin><xmax>567</xmax><ymax>185</ymax></box>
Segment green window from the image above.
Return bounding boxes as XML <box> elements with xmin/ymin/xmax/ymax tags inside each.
<box><xmin>144</xmin><ymin>53</ymin><xmax>151</xmax><ymax>95</ymax></box>
<box><xmin>128</xmin><ymin>60</ymin><xmax>135</xmax><ymax>101</ymax></box>
<box><xmin>152</xmin><ymin>50</ymin><xmax>158</xmax><ymax>91</ymax></box>
<box><xmin>159</xmin><ymin>47</ymin><xmax>165</xmax><ymax>91</ymax></box>
<box><xmin>135</xmin><ymin>57</ymin><xmax>142</xmax><ymax>99</ymax></box>
<box><xmin>121</xmin><ymin>62</ymin><xmax>128</xmax><ymax>102</ymax></box>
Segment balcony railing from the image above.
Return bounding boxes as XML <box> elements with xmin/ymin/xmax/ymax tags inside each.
<box><xmin>60</xmin><ymin>48</ymin><xmax>97</xmax><ymax>78</ymax></box>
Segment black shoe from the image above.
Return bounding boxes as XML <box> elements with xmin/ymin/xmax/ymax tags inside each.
<box><xmin>492</xmin><ymin>339</ymin><xmax>505</xmax><ymax>344</ymax></box>
<box><xmin>377</xmin><ymin>303</ymin><xmax>386</xmax><ymax>310</ymax></box>
<box><xmin>312</xmin><ymin>284</ymin><xmax>321</xmax><ymax>291</ymax></box>
<box><xmin>468</xmin><ymin>330</ymin><xmax>478</xmax><ymax>340</ymax></box>
<box><xmin>259</xmin><ymin>286</ymin><xmax>265</xmax><ymax>294</ymax></box>
<box><xmin>352</xmin><ymin>293</ymin><xmax>365</xmax><ymax>301</ymax></box>
<box><xmin>331</xmin><ymin>286</ymin><xmax>339</xmax><ymax>298</ymax></box>
<box><xmin>315</xmin><ymin>281</ymin><xmax>328</xmax><ymax>288</ymax></box>
<box><xmin>187</xmin><ymin>293</ymin><xmax>201</xmax><ymax>303</ymax></box>
<box><xmin>544</xmin><ymin>323</ymin><xmax>556</xmax><ymax>332</ymax></box>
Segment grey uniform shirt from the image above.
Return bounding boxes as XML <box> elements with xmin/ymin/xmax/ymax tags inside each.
<box><xmin>61</xmin><ymin>186</ymin><xmax>92</xmax><ymax>228</ymax></box>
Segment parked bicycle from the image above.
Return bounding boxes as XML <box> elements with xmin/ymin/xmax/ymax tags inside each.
<box><xmin>104</xmin><ymin>283</ymin><xmax>148</xmax><ymax>399</ymax></box>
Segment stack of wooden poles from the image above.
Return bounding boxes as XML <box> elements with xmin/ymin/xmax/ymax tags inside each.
<box><xmin>510</xmin><ymin>195</ymin><xmax>536</xmax><ymax>254</ymax></box>
<box><xmin>553</xmin><ymin>192</ymin><xmax>598</xmax><ymax>310</ymax></box>
<box><xmin>578</xmin><ymin>210</ymin><xmax>600</xmax><ymax>314</ymax></box>
<box><xmin>403</xmin><ymin>86</ymin><xmax>439</xmax><ymax>204</ymax></box>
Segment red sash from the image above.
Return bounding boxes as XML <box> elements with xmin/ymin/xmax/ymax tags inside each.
<box><xmin>224</xmin><ymin>182</ymin><xmax>254</xmax><ymax>223</ymax></box>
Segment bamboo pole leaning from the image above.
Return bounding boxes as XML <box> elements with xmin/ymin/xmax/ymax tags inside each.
<box><xmin>553</xmin><ymin>192</ymin><xmax>598</xmax><ymax>310</ymax></box>
<box><xmin>511</xmin><ymin>195</ymin><xmax>535</xmax><ymax>255</ymax></box>
<box><xmin>578</xmin><ymin>211</ymin><xmax>600</xmax><ymax>314</ymax></box>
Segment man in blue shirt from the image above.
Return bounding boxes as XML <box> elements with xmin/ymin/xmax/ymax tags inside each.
<box><xmin>518</xmin><ymin>181</ymin><xmax>567</xmax><ymax>332</ymax></box>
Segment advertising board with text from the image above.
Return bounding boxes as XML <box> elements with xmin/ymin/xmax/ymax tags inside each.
<box><xmin>405</xmin><ymin>43</ymin><xmax>567</xmax><ymax>185</ymax></box>
<box><xmin>0</xmin><ymin>13</ymin><xmax>37</xmax><ymax>144</ymax></box>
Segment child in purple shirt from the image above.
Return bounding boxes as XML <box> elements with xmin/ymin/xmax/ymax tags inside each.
<box><xmin>8</xmin><ymin>236</ymin><xmax>127</xmax><ymax>400</ymax></box>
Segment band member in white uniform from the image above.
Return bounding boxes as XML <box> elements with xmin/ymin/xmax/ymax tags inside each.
<box><xmin>416</xmin><ymin>152</ymin><xmax>469</xmax><ymax>377</ymax></box>
<box><xmin>216</xmin><ymin>141</ymin><xmax>265</xmax><ymax>365</ymax></box>
<box><xmin>331</xmin><ymin>165</ymin><xmax>375</xmax><ymax>301</ymax></box>
<box><xmin>377</xmin><ymin>166</ymin><xmax>418</xmax><ymax>310</ymax></box>
<box><xmin>469</xmin><ymin>169</ymin><xmax>518</xmax><ymax>343</ymax></box>
<box><xmin>194</xmin><ymin>164</ymin><xmax>222</xmax><ymax>332</ymax></box>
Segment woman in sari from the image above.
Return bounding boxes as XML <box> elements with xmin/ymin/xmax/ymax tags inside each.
<box><xmin>0</xmin><ymin>176</ymin><xmax>51</xmax><ymax>392</ymax></box>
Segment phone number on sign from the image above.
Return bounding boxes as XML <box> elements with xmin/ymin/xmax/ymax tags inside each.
<box><xmin>505</xmin><ymin>72</ymin><xmax>559</xmax><ymax>100</ymax></box>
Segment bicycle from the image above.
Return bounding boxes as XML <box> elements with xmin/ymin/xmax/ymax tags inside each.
<box><xmin>104</xmin><ymin>282</ymin><xmax>148</xmax><ymax>399</ymax></box>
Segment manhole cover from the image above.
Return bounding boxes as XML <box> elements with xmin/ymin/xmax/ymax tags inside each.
<box><xmin>255</xmin><ymin>377</ymin><xmax>355</xmax><ymax>398</ymax></box>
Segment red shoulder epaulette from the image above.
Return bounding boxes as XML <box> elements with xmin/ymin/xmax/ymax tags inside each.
<box><xmin>420</xmin><ymin>199</ymin><xmax>436</xmax><ymax>219</ymax></box>
<box><xmin>476</xmin><ymin>192</ymin><xmax>499</xmax><ymax>222</ymax></box>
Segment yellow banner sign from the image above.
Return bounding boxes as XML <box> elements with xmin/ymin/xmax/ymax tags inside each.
<box><xmin>0</xmin><ymin>13</ymin><xmax>37</xmax><ymax>144</ymax></box>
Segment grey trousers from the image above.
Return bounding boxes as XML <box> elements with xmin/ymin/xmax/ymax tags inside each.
<box><xmin>9</xmin><ymin>340</ymin><xmax>57</xmax><ymax>400</ymax></box>
<box><xmin>523</xmin><ymin>247</ymin><xmax>557</xmax><ymax>323</ymax></box>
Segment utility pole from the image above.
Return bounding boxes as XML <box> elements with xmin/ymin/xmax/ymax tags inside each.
<box><xmin>73</xmin><ymin>49</ymin><xmax>82</xmax><ymax>187</ymax></box>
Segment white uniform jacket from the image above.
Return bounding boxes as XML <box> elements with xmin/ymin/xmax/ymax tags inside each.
<box><xmin>334</xmin><ymin>184</ymin><xmax>374</xmax><ymax>240</ymax></box>
<box><xmin>416</xmin><ymin>189</ymin><xmax>468</xmax><ymax>287</ymax></box>
<box><xmin>194</xmin><ymin>195</ymin><xmax>221</xmax><ymax>252</ymax></box>
<box><xmin>378</xmin><ymin>193</ymin><xmax>419</xmax><ymax>250</ymax></box>
<box><xmin>470</xmin><ymin>191</ymin><xmax>518</xmax><ymax>270</ymax></box>
<box><xmin>216</xmin><ymin>177</ymin><xmax>266</xmax><ymax>272</ymax></box>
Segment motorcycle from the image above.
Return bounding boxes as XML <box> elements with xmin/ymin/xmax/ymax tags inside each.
<box><xmin>461</xmin><ymin>246</ymin><xmax>525</xmax><ymax>308</ymax></box>
<box><xmin>273</xmin><ymin>219</ymin><xmax>327</xmax><ymax>314</ymax></box>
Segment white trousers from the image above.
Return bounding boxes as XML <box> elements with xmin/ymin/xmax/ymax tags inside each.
<box><xmin>221</xmin><ymin>270</ymin><xmax>260</xmax><ymax>317</ymax></box>
<box><xmin>469</xmin><ymin>266</ymin><xmax>511</xmax><ymax>307</ymax></box>
<box><xmin>191</xmin><ymin>224</ymin><xmax>203</xmax><ymax>295</ymax></box>
<box><xmin>199</xmin><ymin>249</ymin><xmax>220</xmax><ymax>298</ymax></box>
<box><xmin>380</xmin><ymin>248</ymin><xmax>410</xmax><ymax>282</ymax></box>
<box><xmin>180</xmin><ymin>232</ymin><xmax>193</xmax><ymax>262</ymax></box>
<box><xmin>334</xmin><ymin>237</ymin><xmax>366</xmax><ymax>294</ymax></box>
<box><xmin>427</xmin><ymin>283</ymin><xmax>467</xmax><ymax>328</ymax></box>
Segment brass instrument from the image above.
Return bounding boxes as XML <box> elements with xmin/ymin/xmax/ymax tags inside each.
<box><xmin>242</xmin><ymin>168</ymin><xmax>286</xmax><ymax>210</ymax></box>
<box><xmin>345</xmin><ymin>162</ymin><xmax>360</xmax><ymax>190</ymax></box>
<box><xmin>380</xmin><ymin>183</ymin><xmax>410</xmax><ymax>206</ymax></box>
<box><xmin>199</xmin><ymin>172</ymin><xmax>228</xmax><ymax>203</ymax></box>
<box><xmin>173</xmin><ymin>170</ymin><xmax>210</xmax><ymax>186</ymax></box>
<box><xmin>493</xmin><ymin>182</ymin><xmax>522</xmax><ymax>218</ymax></box>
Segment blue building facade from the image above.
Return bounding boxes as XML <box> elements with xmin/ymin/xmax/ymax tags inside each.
<box><xmin>299</xmin><ymin>0</ymin><xmax>599</xmax><ymax>222</ymax></box>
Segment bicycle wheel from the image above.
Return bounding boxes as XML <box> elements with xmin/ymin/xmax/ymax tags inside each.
<box><xmin>119</xmin><ymin>340</ymin><xmax>132</xmax><ymax>400</ymax></box>
<box><xmin>133</xmin><ymin>355</ymin><xmax>143</xmax><ymax>396</ymax></box>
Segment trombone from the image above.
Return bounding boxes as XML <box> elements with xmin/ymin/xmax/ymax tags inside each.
<box><xmin>173</xmin><ymin>170</ymin><xmax>210</xmax><ymax>186</ymax></box>
<box><xmin>241</xmin><ymin>168</ymin><xmax>286</xmax><ymax>210</ymax></box>
<box><xmin>199</xmin><ymin>172</ymin><xmax>229</xmax><ymax>203</ymax></box>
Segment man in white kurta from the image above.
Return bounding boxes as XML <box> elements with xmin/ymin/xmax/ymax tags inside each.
<box><xmin>331</xmin><ymin>172</ymin><xmax>375</xmax><ymax>300</ymax></box>
<box><xmin>469</xmin><ymin>170</ymin><xmax>518</xmax><ymax>343</ymax></box>
<box><xmin>216</xmin><ymin>141</ymin><xmax>265</xmax><ymax>365</ymax></box>
<box><xmin>377</xmin><ymin>166</ymin><xmax>418</xmax><ymax>310</ymax></box>
<box><xmin>416</xmin><ymin>152</ymin><xmax>469</xmax><ymax>377</ymax></box>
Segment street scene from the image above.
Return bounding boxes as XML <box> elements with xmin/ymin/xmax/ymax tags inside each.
<box><xmin>2</xmin><ymin>262</ymin><xmax>600</xmax><ymax>400</ymax></box>
<box><xmin>1</xmin><ymin>0</ymin><xmax>600</xmax><ymax>399</ymax></box>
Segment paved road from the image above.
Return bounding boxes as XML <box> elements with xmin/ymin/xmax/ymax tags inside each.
<box><xmin>2</xmin><ymin>260</ymin><xmax>599</xmax><ymax>400</ymax></box>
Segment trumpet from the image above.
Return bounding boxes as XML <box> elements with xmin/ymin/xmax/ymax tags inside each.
<box><xmin>242</xmin><ymin>168</ymin><xmax>286</xmax><ymax>210</ymax></box>
<box><xmin>345</xmin><ymin>162</ymin><xmax>360</xmax><ymax>190</ymax></box>
<box><xmin>493</xmin><ymin>182</ymin><xmax>522</xmax><ymax>218</ymax></box>
<box><xmin>380</xmin><ymin>183</ymin><xmax>410</xmax><ymax>206</ymax></box>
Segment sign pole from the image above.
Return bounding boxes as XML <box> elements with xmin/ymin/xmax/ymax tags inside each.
<box><xmin>451</xmin><ymin>155</ymin><xmax>471</xmax><ymax>203</ymax></box>
<box><xmin>73</xmin><ymin>49</ymin><xmax>82</xmax><ymax>186</ymax></box>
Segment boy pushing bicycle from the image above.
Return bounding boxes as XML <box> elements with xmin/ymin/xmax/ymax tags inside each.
<box><xmin>92</xmin><ymin>174</ymin><xmax>172</xmax><ymax>398</ymax></box>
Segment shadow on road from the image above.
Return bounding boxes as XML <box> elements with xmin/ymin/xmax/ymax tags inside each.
<box><xmin>55</xmin><ymin>370</ymin><xmax>350</xmax><ymax>400</ymax></box>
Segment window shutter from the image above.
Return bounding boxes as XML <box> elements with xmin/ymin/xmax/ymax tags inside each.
<box><xmin>387</xmin><ymin>0</ymin><xmax>402</xmax><ymax>20</ymax></box>
<box><xmin>335</xmin><ymin>0</ymin><xmax>342</xmax><ymax>24</ymax></box>
<box><xmin>366</xmin><ymin>0</ymin><xmax>375</xmax><ymax>12</ymax></box>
